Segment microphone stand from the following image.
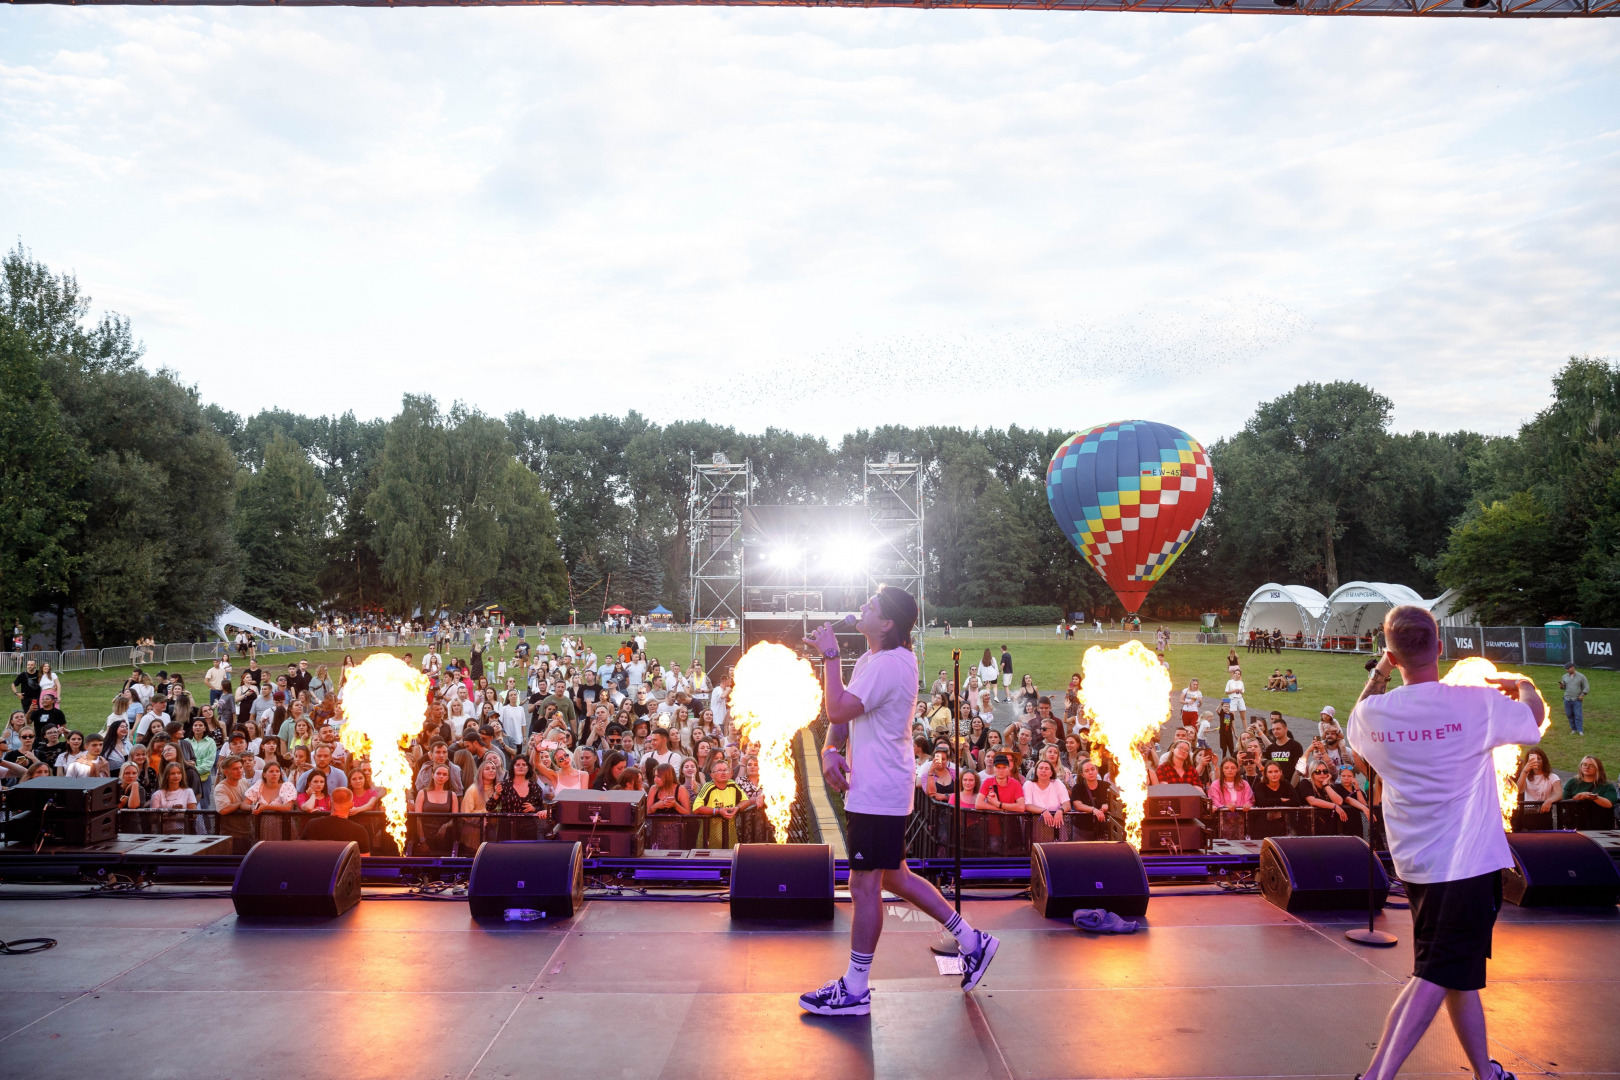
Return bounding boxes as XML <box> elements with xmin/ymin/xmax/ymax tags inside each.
<box><xmin>1345</xmin><ymin>767</ymin><xmax>1396</xmax><ymax>947</ymax></box>
<box><xmin>931</xmin><ymin>648</ymin><xmax>964</xmax><ymax>957</ymax></box>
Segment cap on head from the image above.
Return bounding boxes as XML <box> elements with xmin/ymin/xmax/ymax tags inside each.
<box><xmin>992</xmin><ymin>753</ymin><xmax>1011</xmax><ymax>766</ymax></box>
<box><xmin>1320</xmin><ymin>705</ymin><xmax>1336</xmax><ymax>718</ymax></box>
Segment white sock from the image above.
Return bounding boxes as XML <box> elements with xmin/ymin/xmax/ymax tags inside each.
<box><xmin>945</xmin><ymin>911</ymin><xmax>978</xmax><ymax>949</ymax></box>
<box><xmin>843</xmin><ymin>949</ymin><xmax>874</xmax><ymax>995</ymax></box>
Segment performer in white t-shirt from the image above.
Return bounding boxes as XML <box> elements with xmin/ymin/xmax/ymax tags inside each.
<box><xmin>798</xmin><ymin>587</ymin><xmax>1000</xmax><ymax>1018</ymax></box>
<box><xmin>1347</xmin><ymin>605</ymin><xmax>1545</xmax><ymax>1080</ymax></box>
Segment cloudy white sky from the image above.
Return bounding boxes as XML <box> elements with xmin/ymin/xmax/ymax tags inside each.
<box><xmin>2</xmin><ymin>8</ymin><xmax>1617</xmax><ymax>443</ymax></box>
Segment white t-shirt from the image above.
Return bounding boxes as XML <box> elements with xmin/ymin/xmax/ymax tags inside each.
<box><xmin>1026</xmin><ymin>778</ymin><xmax>1069</xmax><ymax>812</ymax></box>
<box><xmin>842</xmin><ymin>647</ymin><xmax>920</xmax><ymax>817</ymax></box>
<box><xmin>1347</xmin><ymin>682</ymin><xmax>1540</xmax><ymax>885</ymax></box>
<box><xmin>1180</xmin><ymin>688</ymin><xmax>1203</xmax><ymax>715</ymax></box>
<box><xmin>1224</xmin><ymin>678</ymin><xmax>1246</xmax><ymax>708</ymax></box>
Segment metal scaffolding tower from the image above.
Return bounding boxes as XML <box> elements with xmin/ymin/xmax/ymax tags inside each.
<box><xmin>688</xmin><ymin>453</ymin><xmax>751</xmax><ymax>666</ymax></box>
<box><xmin>864</xmin><ymin>455</ymin><xmax>926</xmax><ymax>673</ymax></box>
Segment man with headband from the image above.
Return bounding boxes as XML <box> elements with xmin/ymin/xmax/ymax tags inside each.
<box><xmin>798</xmin><ymin>586</ymin><xmax>999</xmax><ymax>1017</ymax></box>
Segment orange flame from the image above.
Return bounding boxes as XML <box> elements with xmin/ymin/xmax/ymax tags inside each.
<box><xmin>1081</xmin><ymin>640</ymin><xmax>1171</xmax><ymax>849</ymax></box>
<box><xmin>728</xmin><ymin>642</ymin><xmax>824</xmax><ymax>843</ymax></box>
<box><xmin>1440</xmin><ymin>656</ymin><xmax>1550</xmax><ymax>826</ymax></box>
<box><xmin>339</xmin><ymin>654</ymin><xmax>429</xmax><ymax>851</ymax></box>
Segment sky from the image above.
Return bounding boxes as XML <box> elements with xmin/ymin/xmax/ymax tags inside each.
<box><xmin>2</xmin><ymin>7</ymin><xmax>1618</xmax><ymax>444</ymax></box>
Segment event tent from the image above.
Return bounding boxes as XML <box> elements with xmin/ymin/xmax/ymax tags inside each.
<box><xmin>1236</xmin><ymin>584</ymin><xmax>1330</xmax><ymax>639</ymax></box>
<box><xmin>604</xmin><ymin>605</ymin><xmax>632</xmax><ymax>616</ymax></box>
<box><xmin>213</xmin><ymin>604</ymin><xmax>297</xmax><ymax>641</ymax></box>
<box><xmin>1320</xmin><ymin>582</ymin><xmax>1428</xmax><ymax>639</ymax></box>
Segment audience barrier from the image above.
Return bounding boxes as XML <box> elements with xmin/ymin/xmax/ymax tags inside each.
<box><xmin>89</xmin><ymin>805</ymin><xmax>781</xmax><ymax>857</ymax></box>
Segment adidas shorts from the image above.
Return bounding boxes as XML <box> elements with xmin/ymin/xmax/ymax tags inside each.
<box><xmin>846</xmin><ymin>812</ymin><xmax>907</xmax><ymax>871</ymax></box>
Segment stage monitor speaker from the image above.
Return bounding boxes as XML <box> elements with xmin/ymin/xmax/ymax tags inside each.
<box><xmin>1145</xmin><ymin>784</ymin><xmax>1205</xmax><ymax>821</ymax></box>
<box><xmin>8</xmin><ymin>776</ymin><xmax>119</xmax><ymax>814</ymax></box>
<box><xmin>730</xmin><ymin>843</ymin><xmax>834</xmax><ymax>920</ymax></box>
<box><xmin>554</xmin><ymin>826</ymin><xmax>645</xmax><ymax>858</ymax></box>
<box><xmin>1030</xmin><ymin>841</ymin><xmax>1150</xmax><ymax>920</ymax></box>
<box><xmin>554</xmin><ymin>789</ymin><xmax>646</xmax><ymax>828</ymax></box>
<box><xmin>232</xmin><ymin>840</ymin><xmax>362</xmax><ymax>919</ymax></box>
<box><xmin>1502</xmin><ymin>831</ymin><xmax>1620</xmax><ymax>908</ymax></box>
<box><xmin>1258</xmin><ymin>836</ymin><xmax>1388</xmax><ymax>912</ymax></box>
<box><xmin>467</xmin><ymin>841</ymin><xmax>585</xmax><ymax>920</ymax></box>
<box><xmin>1140</xmin><ymin>820</ymin><xmax>1205</xmax><ymax>854</ymax></box>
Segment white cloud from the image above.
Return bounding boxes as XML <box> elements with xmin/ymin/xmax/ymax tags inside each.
<box><xmin>1</xmin><ymin>9</ymin><xmax>1616</xmax><ymax>442</ymax></box>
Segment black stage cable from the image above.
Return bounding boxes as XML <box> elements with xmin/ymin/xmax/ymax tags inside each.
<box><xmin>0</xmin><ymin>937</ymin><xmax>58</xmax><ymax>954</ymax></box>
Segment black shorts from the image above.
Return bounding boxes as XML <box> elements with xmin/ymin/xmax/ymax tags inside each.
<box><xmin>1406</xmin><ymin>871</ymin><xmax>1502</xmax><ymax>991</ymax></box>
<box><xmin>846</xmin><ymin>812</ymin><xmax>907</xmax><ymax>872</ymax></box>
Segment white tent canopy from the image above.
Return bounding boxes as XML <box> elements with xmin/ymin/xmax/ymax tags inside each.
<box><xmin>1237</xmin><ymin>584</ymin><xmax>1330</xmax><ymax>639</ymax></box>
<box><xmin>214</xmin><ymin>604</ymin><xmax>297</xmax><ymax>642</ymax></box>
<box><xmin>1321</xmin><ymin>582</ymin><xmax>1427</xmax><ymax>639</ymax></box>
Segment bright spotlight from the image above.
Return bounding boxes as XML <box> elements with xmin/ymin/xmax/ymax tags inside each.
<box><xmin>768</xmin><ymin>546</ymin><xmax>802</xmax><ymax>567</ymax></box>
<box><xmin>820</xmin><ymin>538</ymin><xmax>870</xmax><ymax>577</ymax></box>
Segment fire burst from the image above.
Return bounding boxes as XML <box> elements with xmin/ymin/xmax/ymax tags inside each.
<box><xmin>339</xmin><ymin>654</ymin><xmax>430</xmax><ymax>851</ymax></box>
<box><xmin>1441</xmin><ymin>656</ymin><xmax>1550</xmax><ymax>826</ymax></box>
<box><xmin>1081</xmin><ymin>640</ymin><xmax>1171</xmax><ymax>849</ymax></box>
<box><xmin>729</xmin><ymin>642</ymin><xmax>824</xmax><ymax>843</ymax></box>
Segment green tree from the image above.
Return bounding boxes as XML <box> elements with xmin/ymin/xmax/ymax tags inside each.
<box><xmin>0</xmin><ymin>316</ymin><xmax>85</xmax><ymax>629</ymax></box>
<box><xmin>1436</xmin><ymin>492</ymin><xmax>1560</xmax><ymax>624</ymax></box>
<box><xmin>233</xmin><ymin>434</ymin><xmax>329</xmax><ymax>625</ymax></box>
<box><xmin>2</xmin><ymin>245</ymin><xmax>238</xmax><ymax>646</ymax></box>
<box><xmin>1212</xmin><ymin>382</ymin><xmax>1394</xmax><ymax>593</ymax></box>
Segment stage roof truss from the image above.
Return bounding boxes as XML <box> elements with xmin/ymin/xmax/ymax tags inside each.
<box><xmin>13</xmin><ymin>0</ymin><xmax>1610</xmax><ymax>15</ymax></box>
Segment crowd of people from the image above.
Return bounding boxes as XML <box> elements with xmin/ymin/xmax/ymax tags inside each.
<box><xmin>5</xmin><ymin>628</ymin><xmax>1613</xmax><ymax>851</ymax></box>
<box><xmin>2</xmin><ymin>628</ymin><xmax>787</xmax><ymax>853</ymax></box>
<box><xmin>902</xmin><ymin>655</ymin><xmax>1615</xmax><ymax>845</ymax></box>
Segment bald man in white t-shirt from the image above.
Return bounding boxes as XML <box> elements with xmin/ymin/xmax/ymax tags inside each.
<box><xmin>1348</xmin><ymin>605</ymin><xmax>1544</xmax><ymax>1080</ymax></box>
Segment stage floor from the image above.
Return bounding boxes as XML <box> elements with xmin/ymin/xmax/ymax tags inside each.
<box><xmin>0</xmin><ymin>886</ymin><xmax>1614</xmax><ymax>1080</ymax></box>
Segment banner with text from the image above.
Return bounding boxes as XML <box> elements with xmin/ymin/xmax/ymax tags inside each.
<box><xmin>1575</xmin><ymin>628</ymin><xmax>1620</xmax><ymax>671</ymax></box>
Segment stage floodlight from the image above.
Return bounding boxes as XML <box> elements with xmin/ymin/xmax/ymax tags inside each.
<box><xmin>819</xmin><ymin>538</ymin><xmax>872</xmax><ymax>577</ymax></box>
<box><xmin>768</xmin><ymin>546</ymin><xmax>802</xmax><ymax>567</ymax></box>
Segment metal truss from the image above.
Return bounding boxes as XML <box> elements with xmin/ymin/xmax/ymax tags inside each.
<box><xmin>864</xmin><ymin>456</ymin><xmax>926</xmax><ymax>675</ymax></box>
<box><xmin>688</xmin><ymin>454</ymin><xmax>751</xmax><ymax>667</ymax></box>
<box><xmin>11</xmin><ymin>0</ymin><xmax>1613</xmax><ymax>15</ymax></box>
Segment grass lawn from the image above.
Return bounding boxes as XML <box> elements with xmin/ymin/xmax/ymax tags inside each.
<box><xmin>40</xmin><ymin>631</ymin><xmax>1612</xmax><ymax>778</ymax></box>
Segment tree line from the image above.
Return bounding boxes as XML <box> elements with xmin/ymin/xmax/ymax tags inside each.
<box><xmin>3</xmin><ymin>245</ymin><xmax>1615</xmax><ymax>645</ymax></box>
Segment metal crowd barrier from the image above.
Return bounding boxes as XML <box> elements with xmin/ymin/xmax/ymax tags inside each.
<box><xmin>102</xmin><ymin>806</ymin><xmax>783</xmax><ymax>857</ymax></box>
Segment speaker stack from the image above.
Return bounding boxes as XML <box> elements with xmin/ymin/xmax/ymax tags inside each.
<box><xmin>3</xmin><ymin>777</ymin><xmax>119</xmax><ymax>847</ymax></box>
<box><xmin>1030</xmin><ymin>841</ymin><xmax>1151</xmax><ymax>919</ymax></box>
<box><xmin>1258</xmin><ymin>836</ymin><xmax>1389</xmax><ymax>912</ymax></box>
<box><xmin>1140</xmin><ymin>783</ymin><xmax>1207</xmax><ymax>854</ymax></box>
<box><xmin>553</xmin><ymin>789</ymin><xmax>647</xmax><ymax>857</ymax></box>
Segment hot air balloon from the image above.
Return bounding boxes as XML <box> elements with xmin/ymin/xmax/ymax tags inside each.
<box><xmin>1045</xmin><ymin>420</ymin><xmax>1214</xmax><ymax>614</ymax></box>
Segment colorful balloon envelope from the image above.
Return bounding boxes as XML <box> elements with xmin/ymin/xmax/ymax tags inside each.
<box><xmin>1045</xmin><ymin>420</ymin><xmax>1213</xmax><ymax>614</ymax></box>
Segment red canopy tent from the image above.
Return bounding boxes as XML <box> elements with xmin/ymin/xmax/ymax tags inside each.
<box><xmin>604</xmin><ymin>605</ymin><xmax>632</xmax><ymax>616</ymax></box>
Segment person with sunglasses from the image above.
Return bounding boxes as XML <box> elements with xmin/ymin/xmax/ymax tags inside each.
<box><xmin>1296</xmin><ymin>761</ymin><xmax>1348</xmax><ymax>835</ymax></box>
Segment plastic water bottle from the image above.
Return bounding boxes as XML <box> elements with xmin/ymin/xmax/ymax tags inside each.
<box><xmin>503</xmin><ymin>908</ymin><xmax>543</xmax><ymax>922</ymax></box>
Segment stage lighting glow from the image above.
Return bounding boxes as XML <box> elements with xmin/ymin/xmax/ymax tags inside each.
<box><xmin>768</xmin><ymin>546</ymin><xmax>803</xmax><ymax>566</ymax></box>
<box><xmin>339</xmin><ymin>654</ymin><xmax>430</xmax><ymax>852</ymax></box>
<box><xmin>1081</xmin><ymin>640</ymin><xmax>1171</xmax><ymax>849</ymax></box>
<box><xmin>729</xmin><ymin>642</ymin><xmax>824</xmax><ymax>842</ymax></box>
<box><xmin>818</xmin><ymin>537</ymin><xmax>871</xmax><ymax>577</ymax></box>
<box><xmin>1441</xmin><ymin>656</ymin><xmax>1550</xmax><ymax>826</ymax></box>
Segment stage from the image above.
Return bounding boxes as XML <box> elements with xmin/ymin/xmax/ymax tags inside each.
<box><xmin>0</xmin><ymin>887</ymin><xmax>1614</xmax><ymax>1079</ymax></box>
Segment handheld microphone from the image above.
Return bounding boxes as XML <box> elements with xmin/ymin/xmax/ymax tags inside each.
<box><xmin>837</xmin><ymin>615</ymin><xmax>857</xmax><ymax>630</ymax></box>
